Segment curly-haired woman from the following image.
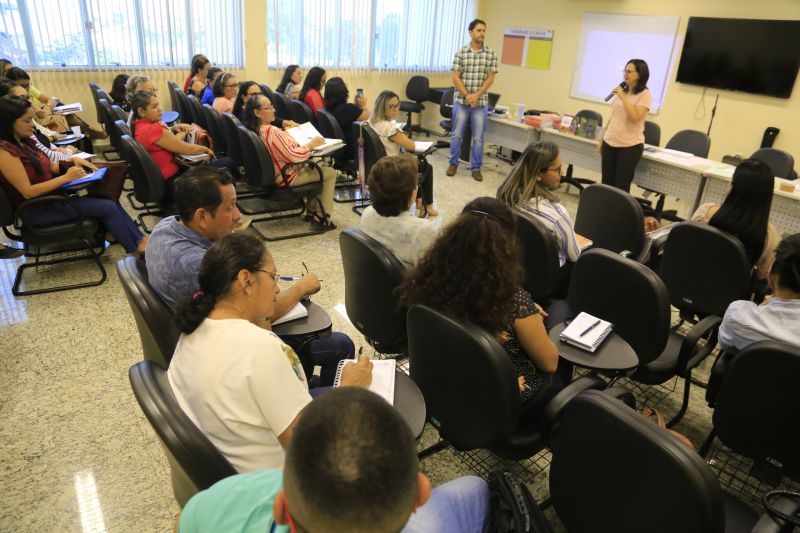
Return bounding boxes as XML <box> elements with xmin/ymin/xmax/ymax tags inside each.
<box><xmin>397</xmin><ymin>197</ymin><xmax>570</xmax><ymax>417</ymax></box>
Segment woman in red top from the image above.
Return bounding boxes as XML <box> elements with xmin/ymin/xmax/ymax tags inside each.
<box><xmin>0</xmin><ymin>95</ymin><xmax>146</xmax><ymax>254</ymax></box>
<box><xmin>299</xmin><ymin>67</ymin><xmax>326</xmax><ymax>114</ymax></box>
<box><xmin>242</xmin><ymin>94</ymin><xmax>337</xmax><ymax>230</ymax></box>
<box><xmin>185</xmin><ymin>54</ymin><xmax>211</xmax><ymax>99</ymax></box>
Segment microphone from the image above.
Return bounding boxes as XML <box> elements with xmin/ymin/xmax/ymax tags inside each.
<box><xmin>604</xmin><ymin>81</ymin><xmax>628</xmax><ymax>102</ymax></box>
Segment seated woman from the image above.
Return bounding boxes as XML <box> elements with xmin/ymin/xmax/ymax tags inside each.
<box><xmin>299</xmin><ymin>66</ymin><xmax>326</xmax><ymax>114</ymax></box>
<box><xmin>242</xmin><ymin>94</ymin><xmax>338</xmax><ymax>230</ymax></box>
<box><xmin>130</xmin><ymin>91</ymin><xmax>233</xmax><ymax>202</ymax></box>
<box><xmin>323</xmin><ymin>77</ymin><xmax>369</xmax><ymax>161</ymax></box>
<box><xmin>233</xmin><ymin>82</ymin><xmax>298</xmax><ymax>131</ymax></box>
<box><xmin>109</xmin><ymin>74</ymin><xmax>130</xmax><ymax>112</ymax></box>
<box><xmin>169</xmin><ymin>232</ymin><xmax>371</xmax><ymax>472</ymax></box>
<box><xmin>719</xmin><ymin>233</ymin><xmax>800</xmax><ymax>353</ymax></box>
<box><xmin>370</xmin><ymin>90</ymin><xmax>437</xmax><ymax>217</ymax></box>
<box><xmin>0</xmin><ymin>95</ymin><xmax>145</xmax><ymax>254</ymax></box>
<box><xmin>211</xmin><ymin>72</ymin><xmax>238</xmax><ymax>114</ymax></box>
<box><xmin>360</xmin><ymin>154</ymin><xmax>439</xmax><ymax>268</ymax></box>
<box><xmin>125</xmin><ymin>75</ymin><xmax>157</xmax><ymax>119</ymax></box>
<box><xmin>691</xmin><ymin>159</ymin><xmax>779</xmax><ymax>280</ymax></box>
<box><xmin>398</xmin><ymin>197</ymin><xmax>570</xmax><ymax>418</ymax></box>
<box><xmin>201</xmin><ymin>67</ymin><xmax>223</xmax><ymax>106</ymax></box>
<box><xmin>185</xmin><ymin>54</ymin><xmax>211</xmax><ymax>99</ymax></box>
<box><xmin>497</xmin><ymin>141</ymin><xmax>579</xmax><ymax>297</ymax></box>
<box><xmin>276</xmin><ymin>64</ymin><xmax>302</xmax><ymax>100</ymax></box>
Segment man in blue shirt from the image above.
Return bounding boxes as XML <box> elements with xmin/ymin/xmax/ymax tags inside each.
<box><xmin>176</xmin><ymin>387</ymin><xmax>490</xmax><ymax>533</ymax></box>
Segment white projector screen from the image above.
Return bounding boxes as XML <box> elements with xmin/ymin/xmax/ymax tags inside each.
<box><xmin>570</xmin><ymin>13</ymin><xmax>680</xmax><ymax>112</ymax></box>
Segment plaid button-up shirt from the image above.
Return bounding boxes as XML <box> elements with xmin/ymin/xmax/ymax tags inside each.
<box><xmin>452</xmin><ymin>44</ymin><xmax>498</xmax><ymax>107</ymax></box>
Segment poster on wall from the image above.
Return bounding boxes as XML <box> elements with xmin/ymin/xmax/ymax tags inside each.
<box><xmin>501</xmin><ymin>27</ymin><xmax>554</xmax><ymax>70</ymax></box>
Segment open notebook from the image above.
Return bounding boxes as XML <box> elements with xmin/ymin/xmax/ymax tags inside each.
<box><xmin>286</xmin><ymin>122</ymin><xmax>343</xmax><ymax>153</ymax></box>
<box><xmin>271</xmin><ymin>302</ymin><xmax>308</xmax><ymax>326</ymax></box>
<box><xmin>333</xmin><ymin>358</ymin><xmax>396</xmax><ymax>405</ymax></box>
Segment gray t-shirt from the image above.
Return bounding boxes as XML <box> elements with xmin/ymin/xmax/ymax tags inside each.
<box><xmin>283</xmin><ymin>82</ymin><xmax>300</xmax><ymax>99</ymax></box>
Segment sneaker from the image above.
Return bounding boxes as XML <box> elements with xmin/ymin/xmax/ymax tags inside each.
<box><xmin>472</xmin><ymin>170</ymin><xmax>483</xmax><ymax>182</ymax></box>
<box><xmin>446</xmin><ymin>164</ymin><xmax>458</xmax><ymax>176</ymax></box>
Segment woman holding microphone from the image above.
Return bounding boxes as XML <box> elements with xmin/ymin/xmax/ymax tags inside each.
<box><xmin>600</xmin><ymin>59</ymin><xmax>651</xmax><ymax>192</ymax></box>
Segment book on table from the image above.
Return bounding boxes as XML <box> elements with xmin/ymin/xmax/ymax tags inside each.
<box><xmin>286</xmin><ymin>122</ymin><xmax>343</xmax><ymax>152</ymax></box>
<box><xmin>333</xmin><ymin>358</ymin><xmax>396</xmax><ymax>405</ymax></box>
<box><xmin>559</xmin><ymin>312</ymin><xmax>613</xmax><ymax>352</ymax></box>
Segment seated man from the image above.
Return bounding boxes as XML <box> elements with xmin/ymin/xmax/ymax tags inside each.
<box><xmin>360</xmin><ymin>155</ymin><xmax>441</xmax><ymax>268</ymax></box>
<box><xmin>176</xmin><ymin>387</ymin><xmax>490</xmax><ymax>533</ymax></box>
<box><xmin>146</xmin><ymin>166</ymin><xmax>353</xmax><ymax>386</ymax></box>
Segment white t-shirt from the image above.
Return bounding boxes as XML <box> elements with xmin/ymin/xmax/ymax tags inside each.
<box><xmin>168</xmin><ymin>318</ymin><xmax>311</xmax><ymax>472</ymax></box>
<box><xmin>360</xmin><ymin>206</ymin><xmax>440</xmax><ymax>268</ymax></box>
<box><xmin>370</xmin><ymin>119</ymin><xmax>402</xmax><ymax>156</ymax></box>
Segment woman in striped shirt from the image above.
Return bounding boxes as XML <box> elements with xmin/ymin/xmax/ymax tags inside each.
<box><xmin>242</xmin><ymin>94</ymin><xmax>337</xmax><ymax>230</ymax></box>
<box><xmin>497</xmin><ymin>141</ymin><xmax>580</xmax><ymax>297</ymax></box>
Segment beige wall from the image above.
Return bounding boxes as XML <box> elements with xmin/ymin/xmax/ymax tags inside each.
<box><xmin>477</xmin><ymin>0</ymin><xmax>800</xmax><ymax>161</ymax></box>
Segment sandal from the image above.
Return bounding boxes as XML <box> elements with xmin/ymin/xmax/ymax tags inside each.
<box><xmin>310</xmin><ymin>213</ymin><xmax>337</xmax><ymax>232</ymax></box>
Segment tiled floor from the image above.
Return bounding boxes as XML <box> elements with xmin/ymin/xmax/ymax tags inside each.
<box><xmin>1</xmin><ymin>141</ymin><xmax>718</xmax><ymax>532</ymax></box>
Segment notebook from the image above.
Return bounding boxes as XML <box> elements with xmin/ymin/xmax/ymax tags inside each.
<box><xmin>176</xmin><ymin>153</ymin><xmax>210</xmax><ymax>164</ymax></box>
<box><xmin>333</xmin><ymin>358</ymin><xmax>396</xmax><ymax>405</ymax></box>
<box><xmin>271</xmin><ymin>302</ymin><xmax>308</xmax><ymax>326</ymax></box>
<box><xmin>53</xmin><ymin>102</ymin><xmax>83</xmax><ymax>115</ymax></box>
<box><xmin>413</xmin><ymin>141</ymin><xmax>433</xmax><ymax>153</ymax></box>
<box><xmin>60</xmin><ymin>167</ymin><xmax>107</xmax><ymax>189</ymax></box>
<box><xmin>559</xmin><ymin>312</ymin><xmax>613</xmax><ymax>352</ymax></box>
<box><xmin>286</xmin><ymin>122</ymin><xmax>343</xmax><ymax>152</ymax></box>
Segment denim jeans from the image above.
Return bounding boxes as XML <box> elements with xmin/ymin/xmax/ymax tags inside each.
<box><xmin>402</xmin><ymin>476</ymin><xmax>490</xmax><ymax>533</ymax></box>
<box><xmin>292</xmin><ymin>332</ymin><xmax>355</xmax><ymax>387</ymax></box>
<box><xmin>449</xmin><ymin>102</ymin><xmax>489</xmax><ymax>171</ymax></box>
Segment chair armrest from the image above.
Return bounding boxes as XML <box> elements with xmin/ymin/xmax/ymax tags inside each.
<box><xmin>17</xmin><ymin>195</ymin><xmax>85</xmax><ymax>232</ymax></box>
<box><xmin>678</xmin><ymin>314</ymin><xmax>721</xmax><ymax>373</ymax></box>
<box><xmin>635</xmin><ymin>237</ymin><xmax>653</xmax><ymax>264</ymax></box>
<box><xmin>279</xmin><ymin>159</ymin><xmax>323</xmax><ymax>187</ymax></box>
<box><xmin>751</xmin><ymin>495</ymin><xmax>800</xmax><ymax>533</ymax></box>
<box><xmin>541</xmin><ymin>374</ymin><xmax>605</xmax><ymax>440</ymax></box>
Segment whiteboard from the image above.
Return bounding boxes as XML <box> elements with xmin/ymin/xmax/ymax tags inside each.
<box><xmin>570</xmin><ymin>13</ymin><xmax>680</xmax><ymax>112</ymax></box>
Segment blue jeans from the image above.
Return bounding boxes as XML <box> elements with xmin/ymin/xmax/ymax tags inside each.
<box><xmin>402</xmin><ymin>476</ymin><xmax>490</xmax><ymax>533</ymax></box>
<box><xmin>295</xmin><ymin>332</ymin><xmax>355</xmax><ymax>387</ymax></box>
<box><xmin>449</xmin><ymin>102</ymin><xmax>488</xmax><ymax>171</ymax></box>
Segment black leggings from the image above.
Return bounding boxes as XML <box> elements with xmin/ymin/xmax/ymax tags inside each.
<box><xmin>601</xmin><ymin>142</ymin><xmax>644</xmax><ymax>193</ymax></box>
<box><xmin>416</xmin><ymin>159</ymin><xmax>434</xmax><ymax>205</ymax></box>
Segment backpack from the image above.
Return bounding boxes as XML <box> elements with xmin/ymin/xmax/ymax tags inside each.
<box><xmin>486</xmin><ymin>470</ymin><xmax>553</xmax><ymax>533</ymax></box>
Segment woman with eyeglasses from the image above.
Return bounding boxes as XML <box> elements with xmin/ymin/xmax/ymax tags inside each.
<box><xmin>212</xmin><ymin>73</ymin><xmax>238</xmax><ymax>115</ymax></box>
<box><xmin>370</xmin><ymin>90</ymin><xmax>437</xmax><ymax>217</ymax></box>
<box><xmin>169</xmin><ymin>232</ymin><xmax>372</xmax><ymax>472</ymax></box>
<box><xmin>600</xmin><ymin>58</ymin><xmax>652</xmax><ymax>192</ymax></box>
<box><xmin>242</xmin><ymin>94</ymin><xmax>338</xmax><ymax>231</ymax></box>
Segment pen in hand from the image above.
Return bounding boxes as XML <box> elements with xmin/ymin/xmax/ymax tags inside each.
<box><xmin>279</xmin><ymin>275</ymin><xmax>324</xmax><ymax>282</ymax></box>
<box><xmin>579</xmin><ymin>319</ymin><xmax>601</xmax><ymax>337</ymax></box>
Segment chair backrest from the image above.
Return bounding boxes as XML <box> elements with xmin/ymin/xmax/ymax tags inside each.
<box><xmin>201</xmin><ymin>104</ymin><xmax>227</xmax><ymax>154</ymax></box>
<box><xmin>666</xmin><ymin>129</ymin><xmax>711</xmax><ymax>158</ymax></box>
<box><xmin>514</xmin><ymin>207</ymin><xmax>561</xmax><ymax>301</ymax></box>
<box><xmin>439</xmin><ymin>88</ymin><xmax>455</xmax><ymax>120</ymax></box>
<box><xmin>550</xmin><ymin>391</ymin><xmax>725</xmax><ymax>533</ymax></box>
<box><xmin>116</xmin><ymin>256</ymin><xmax>180</xmax><ymax>366</ymax></box>
<box><xmin>339</xmin><ymin>228</ymin><xmax>408</xmax><ymax>353</ymax></box>
<box><xmin>220</xmin><ymin>112</ymin><xmax>244</xmax><ymax>167</ymax></box>
<box><xmin>258</xmin><ymin>83</ymin><xmax>274</xmax><ymax>102</ymax></box>
<box><xmin>166</xmin><ymin>80</ymin><xmax>181</xmax><ymax>114</ymax></box>
<box><xmin>405</xmin><ymin>75</ymin><xmax>430</xmax><ymax>102</ymax></box>
<box><xmin>713</xmin><ymin>341</ymin><xmax>800</xmax><ymax>482</ymax></box>
<box><xmin>236</xmin><ymin>124</ymin><xmax>276</xmax><ymax>188</ymax></box>
<box><xmin>407</xmin><ymin>304</ymin><xmax>521</xmax><ymax>449</ymax></box>
<box><xmin>659</xmin><ymin>222</ymin><xmax>752</xmax><ymax>317</ymax></box>
<box><xmin>644</xmin><ymin>120</ymin><xmax>661</xmax><ymax>146</ymax></box>
<box><xmin>129</xmin><ymin>359</ymin><xmax>237</xmax><ymax>506</ymax></box>
<box><xmin>750</xmin><ymin>148</ymin><xmax>795</xmax><ymax>179</ymax></box>
<box><xmin>107</xmin><ymin>118</ymin><xmax>131</xmax><ymax>151</ymax></box>
<box><xmin>109</xmin><ymin>104</ymin><xmax>128</xmax><ymax>123</ymax></box>
<box><xmin>574</xmin><ymin>184</ymin><xmax>645</xmax><ymax>257</ymax></box>
<box><xmin>568</xmin><ymin>249</ymin><xmax>671</xmax><ymax>365</ymax></box>
<box><xmin>98</xmin><ymin>98</ymin><xmax>114</xmax><ymax>129</ymax></box>
<box><xmin>359</xmin><ymin>122</ymin><xmax>387</xmax><ymax>177</ymax></box>
<box><xmin>185</xmin><ymin>95</ymin><xmax>207</xmax><ymax>129</ymax></box>
<box><xmin>119</xmin><ymin>134</ymin><xmax>165</xmax><ymax>203</ymax></box>
<box><xmin>173</xmin><ymin>86</ymin><xmax>194</xmax><ymax>124</ymax></box>
<box><xmin>315</xmin><ymin>108</ymin><xmax>345</xmax><ymax>139</ymax></box>
<box><xmin>0</xmin><ymin>181</ymin><xmax>15</xmax><ymax>227</ymax></box>
<box><xmin>270</xmin><ymin>91</ymin><xmax>292</xmax><ymax>121</ymax></box>
<box><xmin>575</xmin><ymin>109</ymin><xmax>603</xmax><ymax>127</ymax></box>
<box><xmin>88</xmin><ymin>82</ymin><xmax>104</xmax><ymax>124</ymax></box>
<box><xmin>290</xmin><ymin>99</ymin><xmax>315</xmax><ymax>126</ymax></box>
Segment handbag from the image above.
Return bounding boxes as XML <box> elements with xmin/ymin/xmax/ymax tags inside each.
<box><xmin>486</xmin><ymin>470</ymin><xmax>553</xmax><ymax>533</ymax></box>
<box><xmin>86</xmin><ymin>162</ymin><xmax>128</xmax><ymax>203</ymax></box>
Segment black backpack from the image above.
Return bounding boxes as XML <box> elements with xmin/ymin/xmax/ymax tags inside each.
<box><xmin>486</xmin><ymin>470</ymin><xmax>553</xmax><ymax>533</ymax></box>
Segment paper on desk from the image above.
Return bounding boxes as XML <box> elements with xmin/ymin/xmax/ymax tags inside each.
<box><xmin>72</xmin><ymin>152</ymin><xmax>95</xmax><ymax>160</ymax></box>
<box><xmin>53</xmin><ymin>102</ymin><xmax>83</xmax><ymax>114</ymax></box>
<box><xmin>272</xmin><ymin>302</ymin><xmax>308</xmax><ymax>326</ymax></box>
<box><xmin>286</xmin><ymin>123</ymin><xmax>343</xmax><ymax>152</ymax></box>
<box><xmin>413</xmin><ymin>141</ymin><xmax>433</xmax><ymax>153</ymax></box>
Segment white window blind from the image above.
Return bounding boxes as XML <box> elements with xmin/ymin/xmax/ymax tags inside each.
<box><xmin>267</xmin><ymin>0</ymin><xmax>476</xmax><ymax>72</ymax></box>
<box><xmin>0</xmin><ymin>0</ymin><xmax>243</xmax><ymax>70</ymax></box>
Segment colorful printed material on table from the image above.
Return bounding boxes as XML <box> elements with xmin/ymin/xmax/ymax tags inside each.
<box><xmin>559</xmin><ymin>312</ymin><xmax>613</xmax><ymax>352</ymax></box>
<box><xmin>333</xmin><ymin>358</ymin><xmax>396</xmax><ymax>405</ymax></box>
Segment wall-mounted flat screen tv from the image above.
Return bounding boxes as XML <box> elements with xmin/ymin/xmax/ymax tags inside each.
<box><xmin>676</xmin><ymin>17</ymin><xmax>800</xmax><ymax>98</ymax></box>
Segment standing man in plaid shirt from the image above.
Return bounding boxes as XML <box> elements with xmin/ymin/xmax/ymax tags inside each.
<box><xmin>447</xmin><ymin>18</ymin><xmax>498</xmax><ymax>182</ymax></box>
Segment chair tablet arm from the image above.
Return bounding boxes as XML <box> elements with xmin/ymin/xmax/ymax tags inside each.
<box><xmin>17</xmin><ymin>195</ymin><xmax>85</xmax><ymax>230</ymax></box>
<box><xmin>678</xmin><ymin>314</ymin><xmax>721</xmax><ymax>373</ymax></box>
<box><xmin>751</xmin><ymin>495</ymin><xmax>800</xmax><ymax>533</ymax></box>
<box><xmin>541</xmin><ymin>374</ymin><xmax>605</xmax><ymax>439</ymax></box>
<box><xmin>280</xmin><ymin>159</ymin><xmax>323</xmax><ymax>187</ymax></box>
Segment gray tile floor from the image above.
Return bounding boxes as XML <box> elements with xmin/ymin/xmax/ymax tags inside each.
<box><xmin>0</xmin><ymin>141</ymin><xmax>724</xmax><ymax>532</ymax></box>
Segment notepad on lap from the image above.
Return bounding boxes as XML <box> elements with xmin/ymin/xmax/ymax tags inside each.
<box><xmin>333</xmin><ymin>359</ymin><xmax>396</xmax><ymax>405</ymax></box>
<box><xmin>60</xmin><ymin>167</ymin><xmax>107</xmax><ymax>189</ymax></box>
<box><xmin>559</xmin><ymin>312</ymin><xmax>613</xmax><ymax>352</ymax></box>
<box><xmin>271</xmin><ymin>302</ymin><xmax>308</xmax><ymax>326</ymax></box>
<box><xmin>53</xmin><ymin>102</ymin><xmax>83</xmax><ymax>114</ymax></box>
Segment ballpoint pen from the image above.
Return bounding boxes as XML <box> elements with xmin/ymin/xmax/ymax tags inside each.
<box><xmin>279</xmin><ymin>275</ymin><xmax>323</xmax><ymax>282</ymax></box>
<box><xmin>579</xmin><ymin>319</ymin><xmax>601</xmax><ymax>337</ymax></box>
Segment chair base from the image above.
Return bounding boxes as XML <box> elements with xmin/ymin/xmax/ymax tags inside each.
<box><xmin>12</xmin><ymin>239</ymin><xmax>107</xmax><ymax>296</ymax></box>
<box><xmin>334</xmin><ymin>185</ymin><xmax>369</xmax><ymax>204</ymax></box>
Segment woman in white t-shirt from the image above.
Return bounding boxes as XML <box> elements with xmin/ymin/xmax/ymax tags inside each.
<box><xmin>168</xmin><ymin>233</ymin><xmax>372</xmax><ymax>472</ymax></box>
<box><xmin>601</xmin><ymin>58</ymin><xmax>652</xmax><ymax>192</ymax></box>
<box><xmin>369</xmin><ymin>90</ymin><xmax>438</xmax><ymax>217</ymax></box>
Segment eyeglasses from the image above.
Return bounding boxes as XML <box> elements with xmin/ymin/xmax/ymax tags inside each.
<box><xmin>546</xmin><ymin>165</ymin><xmax>562</xmax><ymax>174</ymax></box>
<box><xmin>224</xmin><ymin>83</ymin><xmax>239</xmax><ymax>88</ymax></box>
<box><xmin>387</xmin><ymin>103</ymin><xmax>400</xmax><ymax>110</ymax></box>
<box><xmin>261</xmin><ymin>104</ymin><xmax>275</xmax><ymax>111</ymax></box>
<box><xmin>257</xmin><ymin>268</ymin><xmax>279</xmax><ymax>282</ymax></box>
<box><xmin>622</xmin><ymin>69</ymin><xmax>636</xmax><ymax>74</ymax></box>
<box><xmin>246</xmin><ymin>91</ymin><xmax>262</xmax><ymax>97</ymax></box>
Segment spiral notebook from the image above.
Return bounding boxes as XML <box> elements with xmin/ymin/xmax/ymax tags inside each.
<box><xmin>559</xmin><ymin>312</ymin><xmax>613</xmax><ymax>353</ymax></box>
<box><xmin>333</xmin><ymin>358</ymin><xmax>396</xmax><ymax>405</ymax></box>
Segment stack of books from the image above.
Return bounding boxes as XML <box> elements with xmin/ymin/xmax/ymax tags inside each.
<box><xmin>559</xmin><ymin>312</ymin><xmax>613</xmax><ymax>352</ymax></box>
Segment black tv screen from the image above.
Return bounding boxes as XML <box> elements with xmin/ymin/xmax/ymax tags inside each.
<box><xmin>676</xmin><ymin>17</ymin><xmax>800</xmax><ymax>98</ymax></box>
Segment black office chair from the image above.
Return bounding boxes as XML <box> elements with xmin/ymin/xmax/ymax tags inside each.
<box><xmin>166</xmin><ymin>80</ymin><xmax>182</xmax><ymax>118</ymax></box>
<box><xmin>185</xmin><ymin>95</ymin><xmax>207</xmax><ymax>129</ymax></box>
<box><xmin>201</xmin><ymin>104</ymin><xmax>227</xmax><ymax>155</ymax></box>
<box><xmin>666</xmin><ymin>129</ymin><xmax>711</xmax><ymax>158</ymax></box>
<box><xmin>129</xmin><ymin>360</ymin><xmax>237</xmax><ymax>507</ymax></box>
<box><xmin>270</xmin><ymin>91</ymin><xmax>293</xmax><ymax>122</ymax></box>
<box><xmin>549</xmin><ymin>390</ymin><xmax>766</xmax><ymax>533</ymax></box>
<box><xmin>513</xmin><ymin>208</ymin><xmax>562</xmax><ymax>302</ymax></box>
<box><xmin>172</xmin><ymin>86</ymin><xmax>194</xmax><ymax>125</ymax></box>
<box><xmin>235</xmin><ymin>124</ymin><xmax>327</xmax><ymax>241</ymax></box>
<box><xmin>436</xmin><ymin>88</ymin><xmax>455</xmax><ymax>149</ymax></box>
<box><xmin>220</xmin><ymin>112</ymin><xmax>244</xmax><ymax>168</ymax></box>
<box><xmin>88</xmin><ymin>82</ymin><xmax>105</xmax><ymax>125</ymax></box>
<box><xmin>0</xmin><ymin>184</ymin><xmax>106</xmax><ymax>296</ymax></box>
<box><xmin>258</xmin><ymin>83</ymin><xmax>274</xmax><ymax>103</ymax></box>
<box><xmin>399</xmin><ymin>75</ymin><xmax>431</xmax><ymax>137</ymax></box>
<box><xmin>750</xmin><ymin>148</ymin><xmax>795</xmax><ymax>180</ymax></box>
<box><xmin>339</xmin><ymin>228</ymin><xmax>408</xmax><ymax>356</ymax></box>
<box><xmin>568</xmin><ymin>249</ymin><xmax>720</xmax><ymax>427</ymax></box>
<box><xmin>117</xmin><ymin>256</ymin><xmax>180</xmax><ymax>367</ymax></box>
<box><xmin>118</xmin><ymin>134</ymin><xmax>173</xmax><ymax>232</ymax></box>
<box><xmin>561</xmin><ymin>109</ymin><xmax>603</xmax><ymax>193</ymax></box>
<box><xmin>315</xmin><ymin>109</ymin><xmax>359</xmax><ymax>202</ymax></box>
<box><xmin>290</xmin><ymin>99</ymin><xmax>315</xmax><ymax>125</ymax></box>
<box><xmin>644</xmin><ymin>120</ymin><xmax>662</xmax><ymax>146</ymax></box>
<box><xmin>574</xmin><ymin>183</ymin><xmax>650</xmax><ymax>263</ymax></box>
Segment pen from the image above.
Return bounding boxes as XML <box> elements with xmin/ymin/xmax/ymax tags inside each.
<box><xmin>279</xmin><ymin>276</ymin><xmax>323</xmax><ymax>282</ymax></box>
<box><xmin>579</xmin><ymin>319</ymin><xmax>601</xmax><ymax>337</ymax></box>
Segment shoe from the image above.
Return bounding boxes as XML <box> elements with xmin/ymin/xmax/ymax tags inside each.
<box><xmin>472</xmin><ymin>170</ymin><xmax>483</xmax><ymax>182</ymax></box>
<box><xmin>310</xmin><ymin>213</ymin><xmax>337</xmax><ymax>232</ymax></box>
<box><xmin>446</xmin><ymin>164</ymin><xmax>458</xmax><ymax>176</ymax></box>
<box><xmin>0</xmin><ymin>245</ymin><xmax>24</xmax><ymax>259</ymax></box>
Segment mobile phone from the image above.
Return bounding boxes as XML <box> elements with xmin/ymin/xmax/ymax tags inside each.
<box><xmin>356</xmin><ymin>88</ymin><xmax>363</xmax><ymax>102</ymax></box>
<box><xmin>187</xmin><ymin>130</ymin><xmax>196</xmax><ymax>144</ymax></box>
